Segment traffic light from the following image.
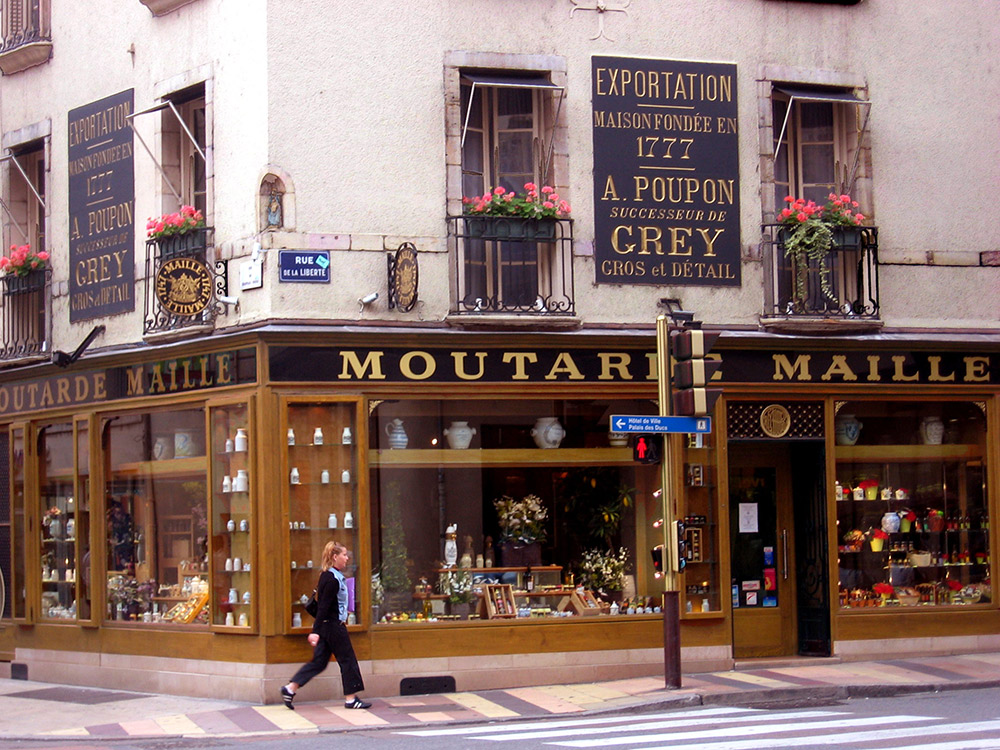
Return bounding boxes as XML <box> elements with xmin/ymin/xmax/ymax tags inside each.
<box><xmin>633</xmin><ymin>434</ymin><xmax>661</xmax><ymax>464</ymax></box>
<box><xmin>651</xmin><ymin>545</ymin><xmax>663</xmax><ymax>578</ymax></box>
<box><xmin>674</xmin><ymin>520</ymin><xmax>687</xmax><ymax>572</ymax></box>
<box><xmin>671</xmin><ymin>329</ymin><xmax>722</xmax><ymax>417</ymax></box>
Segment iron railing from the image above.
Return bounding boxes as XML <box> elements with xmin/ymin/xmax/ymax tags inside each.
<box><xmin>763</xmin><ymin>224</ymin><xmax>879</xmax><ymax>319</ymax></box>
<box><xmin>1</xmin><ymin>0</ymin><xmax>50</xmax><ymax>54</ymax></box>
<box><xmin>448</xmin><ymin>215</ymin><xmax>574</xmax><ymax>315</ymax></box>
<box><xmin>0</xmin><ymin>267</ymin><xmax>49</xmax><ymax>360</ymax></box>
<box><xmin>143</xmin><ymin>227</ymin><xmax>228</xmax><ymax>336</ymax></box>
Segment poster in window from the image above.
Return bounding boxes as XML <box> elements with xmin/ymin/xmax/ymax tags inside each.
<box><xmin>591</xmin><ymin>57</ymin><xmax>740</xmax><ymax>287</ymax></box>
<box><xmin>68</xmin><ymin>89</ymin><xmax>136</xmax><ymax>321</ymax></box>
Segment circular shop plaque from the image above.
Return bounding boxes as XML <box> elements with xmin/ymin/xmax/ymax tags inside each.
<box><xmin>393</xmin><ymin>243</ymin><xmax>418</xmax><ymax>312</ymax></box>
<box><xmin>155</xmin><ymin>257</ymin><xmax>214</xmax><ymax>317</ymax></box>
<box><xmin>759</xmin><ymin>404</ymin><xmax>791</xmax><ymax>438</ymax></box>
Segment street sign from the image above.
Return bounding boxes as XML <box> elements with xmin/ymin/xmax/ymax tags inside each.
<box><xmin>278</xmin><ymin>250</ymin><xmax>331</xmax><ymax>283</ymax></box>
<box><xmin>610</xmin><ymin>414</ymin><xmax>712</xmax><ymax>434</ymax></box>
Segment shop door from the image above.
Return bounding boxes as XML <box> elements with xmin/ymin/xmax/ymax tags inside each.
<box><xmin>729</xmin><ymin>444</ymin><xmax>796</xmax><ymax>658</ymax></box>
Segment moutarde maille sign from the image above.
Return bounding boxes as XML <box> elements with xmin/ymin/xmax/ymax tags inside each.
<box><xmin>68</xmin><ymin>89</ymin><xmax>136</xmax><ymax>321</ymax></box>
<box><xmin>592</xmin><ymin>57</ymin><xmax>740</xmax><ymax>287</ymax></box>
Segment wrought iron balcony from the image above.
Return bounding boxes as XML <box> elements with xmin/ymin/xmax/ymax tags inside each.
<box><xmin>762</xmin><ymin>223</ymin><xmax>880</xmax><ymax>328</ymax></box>
<box><xmin>448</xmin><ymin>215</ymin><xmax>575</xmax><ymax>316</ymax></box>
<box><xmin>0</xmin><ymin>0</ymin><xmax>52</xmax><ymax>75</ymax></box>
<box><xmin>0</xmin><ymin>268</ymin><xmax>50</xmax><ymax>361</ymax></box>
<box><xmin>144</xmin><ymin>228</ymin><xmax>228</xmax><ymax>337</ymax></box>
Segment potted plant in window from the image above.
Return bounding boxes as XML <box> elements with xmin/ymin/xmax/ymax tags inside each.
<box><xmin>146</xmin><ymin>205</ymin><xmax>207</xmax><ymax>256</ymax></box>
<box><xmin>494</xmin><ymin>493</ymin><xmax>548</xmax><ymax>567</ymax></box>
<box><xmin>577</xmin><ymin>546</ymin><xmax>630</xmax><ymax>600</ymax></box>
<box><xmin>0</xmin><ymin>243</ymin><xmax>50</xmax><ymax>296</ymax></box>
<box><xmin>462</xmin><ymin>183</ymin><xmax>571</xmax><ymax>240</ymax></box>
<box><xmin>778</xmin><ymin>193</ymin><xmax>865</xmax><ymax>307</ymax></box>
<box><xmin>440</xmin><ymin>568</ymin><xmax>475</xmax><ymax>619</ymax></box>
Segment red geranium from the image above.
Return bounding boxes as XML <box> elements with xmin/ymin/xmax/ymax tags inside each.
<box><xmin>946</xmin><ymin>579</ymin><xmax>963</xmax><ymax>592</ymax></box>
<box><xmin>873</xmin><ymin>583</ymin><xmax>894</xmax><ymax>596</ymax></box>
<box><xmin>857</xmin><ymin>480</ymin><xmax>879</xmax><ymax>490</ymax></box>
<box><xmin>871</xmin><ymin>529</ymin><xmax>890</xmax><ymax>540</ymax></box>
<box><xmin>146</xmin><ymin>204</ymin><xmax>205</xmax><ymax>240</ymax></box>
<box><xmin>0</xmin><ymin>243</ymin><xmax>50</xmax><ymax>277</ymax></box>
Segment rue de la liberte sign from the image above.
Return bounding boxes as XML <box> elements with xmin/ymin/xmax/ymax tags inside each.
<box><xmin>592</xmin><ymin>57</ymin><xmax>741</xmax><ymax>287</ymax></box>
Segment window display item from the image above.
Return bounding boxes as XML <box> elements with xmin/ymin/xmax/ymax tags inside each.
<box><xmin>287</xmin><ymin>428</ymin><xmax>295</xmax><ymax>445</ymax></box>
<box><xmin>233</xmin><ymin>557</ymin><xmax>242</xmax><ymax>570</ymax></box>
<box><xmin>226</xmin><ymin>612</ymin><xmax>235</xmax><ymax>626</ymax></box>
<box><xmin>920</xmin><ymin>416</ymin><xmax>944</xmax><ymax>445</ymax></box>
<box><xmin>234</xmin><ymin>428</ymin><xmax>248</xmax><ymax>452</ymax></box>
<box><xmin>444</xmin><ymin>421</ymin><xmax>476</xmax><ymax>450</ymax></box>
<box><xmin>341</xmin><ymin>469</ymin><xmax>351</xmax><ymax>483</ymax></box>
<box><xmin>444</xmin><ymin>523</ymin><xmax>458</xmax><ymax>566</ymax></box>
<box><xmin>227</xmin><ymin>519</ymin><xmax>236</xmax><ymax>532</ymax></box>
<box><xmin>290</xmin><ymin>467</ymin><xmax>300</xmax><ymax>484</ymax></box>
<box><xmin>239</xmin><ymin>519</ymin><xmax>249</xmax><ymax>532</ymax></box>
<box><xmin>328</xmin><ymin>513</ymin><xmax>338</xmax><ymax>529</ymax></box>
<box><xmin>342</xmin><ymin>427</ymin><xmax>352</xmax><ymax>444</ymax></box>
<box><xmin>344</xmin><ymin>512</ymin><xmax>354</xmax><ymax>529</ymax></box>
<box><xmin>834</xmin><ymin>414</ymin><xmax>862</xmax><ymax>446</ymax></box>
<box><xmin>152</xmin><ymin>435</ymin><xmax>174</xmax><ymax>460</ymax></box>
<box><xmin>235</xmin><ymin>470</ymin><xmax>249</xmax><ymax>492</ymax></box>
<box><xmin>242</xmin><ymin>591</ymin><xmax>251</xmax><ymax>604</ymax></box>
<box><xmin>225</xmin><ymin>438</ymin><xmax>234</xmax><ymax>453</ymax></box>
<box><xmin>313</xmin><ymin>427</ymin><xmax>324</xmax><ymax>445</ymax></box>
<box><xmin>222</xmin><ymin>476</ymin><xmax>232</xmax><ymax>493</ymax></box>
<box><xmin>531</xmin><ymin>417</ymin><xmax>565</xmax><ymax>449</ymax></box>
<box><xmin>238</xmin><ymin>613</ymin><xmax>248</xmax><ymax>626</ymax></box>
<box><xmin>228</xmin><ymin>588</ymin><xmax>238</xmax><ymax>604</ymax></box>
<box><xmin>321</xmin><ymin>470</ymin><xmax>330</xmax><ymax>484</ymax></box>
<box><xmin>174</xmin><ymin>429</ymin><xmax>198</xmax><ymax>457</ymax></box>
<box><xmin>385</xmin><ymin>418</ymin><xmax>408</xmax><ymax>448</ymax></box>
<box><xmin>225</xmin><ymin>558</ymin><xmax>233</xmax><ymax>572</ymax></box>
<box><xmin>292</xmin><ymin>612</ymin><xmax>302</xmax><ymax>628</ymax></box>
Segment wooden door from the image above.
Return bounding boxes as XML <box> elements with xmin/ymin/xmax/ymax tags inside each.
<box><xmin>729</xmin><ymin>444</ymin><xmax>796</xmax><ymax>658</ymax></box>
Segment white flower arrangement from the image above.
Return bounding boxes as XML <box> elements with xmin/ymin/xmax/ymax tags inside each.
<box><xmin>370</xmin><ymin>571</ymin><xmax>385</xmax><ymax>605</ymax></box>
<box><xmin>439</xmin><ymin>568</ymin><xmax>474</xmax><ymax>603</ymax></box>
<box><xmin>578</xmin><ymin>547</ymin><xmax>630</xmax><ymax>592</ymax></box>
<box><xmin>494</xmin><ymin>493</ymin><xmax>548</xmax><ymax>544</ymax></box>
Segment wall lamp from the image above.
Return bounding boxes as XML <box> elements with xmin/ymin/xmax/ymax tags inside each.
<box><xmin>52</xmin><ymin>325</ymin><xmax>105</xmax><ymax>368</ymax></box>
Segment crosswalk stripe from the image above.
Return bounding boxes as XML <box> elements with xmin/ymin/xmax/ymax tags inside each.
<box><xmin>548</xmin><ymin>713</ymin><xmax>930</xmax><ymax>747</ymax></box>
<box><xmin>611</xmin><ymin>718</ymin><xmax>1000</xmax><ymax>750</ymax></box>
<box><xmin>465</xmin><ymin>709</ymin><xmax>849</xmax><ymax>742</ymax></box>
<box><xmin>397</xmin><ymin>706</ymin><xmax>760</xmax><ymax>736</ymax></box>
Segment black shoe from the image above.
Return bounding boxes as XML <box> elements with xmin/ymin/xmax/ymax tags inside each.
<box><xmin>280</xmin><ymin>686</ymin><xmax>295</xmax><ymax>710</ymax></box>
<box><xmin>345</xmin><ymin>696</ymin><xmax>371</xmax><ymax>709</ymax></box>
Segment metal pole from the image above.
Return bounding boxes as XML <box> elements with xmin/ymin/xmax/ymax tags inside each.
<box><xmin>656</xmin><ymin>314</ymin><xmax>682</xmax><ymax>689</ymax></box>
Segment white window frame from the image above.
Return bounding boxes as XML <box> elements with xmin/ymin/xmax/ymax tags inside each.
<box><xmin>127</xmin><ymin>97</ymin><xmax>206</xmax><ymax>209</ymax></box>
<box><xmin>1</xmin><ymin>142</ymin><xmax>46</xmax><ymax>249</ymax></box>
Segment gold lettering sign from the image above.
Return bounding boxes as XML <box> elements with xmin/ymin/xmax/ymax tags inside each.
<box><xmin>155</xmin><ymin>257</ymin><xmax>213</xmax><ymax>317</ymax></box>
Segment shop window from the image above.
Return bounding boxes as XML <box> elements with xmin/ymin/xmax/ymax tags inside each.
<box><xmin>834</xmin><ymin>400</ymin><xmax>989</xmax><ymax>609</ymax></box>
<box><xmin>0</xmin><ymin>141</ymin><xmax>48</xmax><ymax>358</ymax></box>
<box><xmin>0</xmin><ymin>0</ymin><xmax>52</xmax><ymax>75</ymax></box>
<box><xmin>449</xmin><ymin>69</ymin><xmax>573</xmax><ymax>315</ymax></box>
<box><xmin>368</xmin><ymin>398</ymin><xmax>690</xmax><ymax>623</ymax></box>
<box><xmin>37</xmin><ymin>421</ymin><xmax>90</xmax><ymax>621</ymax></box>
<box><xmin>103</xmin><ymin>407</ymin><xmax>209</xmax><ymax>625</ymax></box>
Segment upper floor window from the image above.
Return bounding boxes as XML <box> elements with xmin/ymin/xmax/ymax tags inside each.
<box><xmin>0</xmin><ymin>0</ymin><xmax>51</xmax><ymax>75</ymax></box>
<box><xmin>159</xmin><ymin>86</ymin><xmax>207</xmax><ymax>217</ymax></box>
<box><xmin>772</xmin><ymin>86</ymin><xmax>870</xmax><ymax>210</ymax></box>
<box><xmin>449</xmin><ymin>68</ymin><xmax>574</xmax><ymax>317</ymax></box>
<box><xmin>2</xmin><ymin>139</ymin><xmax>45</xmax><ymax>252</ymax></box>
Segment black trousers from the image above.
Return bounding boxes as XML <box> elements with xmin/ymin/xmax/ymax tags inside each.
<box><xmin>290</xmin><ymin>620</ymin><xmax>365</xmax><ymax>696</ymax></box>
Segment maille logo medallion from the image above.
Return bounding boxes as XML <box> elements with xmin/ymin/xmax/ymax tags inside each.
<box><xmin>155</xmin><ymin>257</ymin><xmax>213</xmax><ymax>317</ymax></box>
<box><xmin>759</xmin><ymin>404</ymin><xmax>791</xmax><ymax>438</ymax></box>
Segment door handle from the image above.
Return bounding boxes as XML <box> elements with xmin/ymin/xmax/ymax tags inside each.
<box><xmin>781</xmin><ymin>529</ymin><xmax>789</xmax><ymax>580</ymax></box>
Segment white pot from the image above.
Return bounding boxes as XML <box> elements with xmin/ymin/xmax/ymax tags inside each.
<box><xmin>920</xmin><ymin>416</ymin><xmax>944</xmax><ymax>445</ymax></box>
<box><xmin>444</xmin><ymin>421</ymin><xmax>476</xmax><ymax>450</ymax></box>
<box><xmin>234</xmin><ymin>428</ymin><xmax>248</xmax><ymax>452</ymax></box>
<box><xmin>834</xmin><ymin>414</ymin><xmax>862</xmax><ymax>446</ymax></box>
<box><xmin>385</xmin><ymin>419</ymin><xmax>408</xmax><ymax>449</ymax></box>
<box><xmin>531</xmin><ymin>417</ymin><xmax>565</xmax><ymax>449</ymax></box>
<box><xmin>608</xmin><ymin>432</ymin><xmax>628</xmax><ymax>447</ymax></box>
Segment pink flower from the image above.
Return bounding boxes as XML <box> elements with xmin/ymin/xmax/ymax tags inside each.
<box><xmin>542</xmin><ymin>201</ymin><xmax>554</xmax><ymax>209</ymax></box>
<box><xmin>36</xmin><ymin>251</ymin><xmax>49</xmax><ymax>261</ymax></box>
<box><xmin>523</xmin><ymin>182</ymin><xmax>536</xmax><ymax>192</ymax></box>
<box><xmin>541</xmin><ymin>185</ymin><xmax>554</xmax><ymax>194</ymax></box>
<box><xmin>493</xmin><ymin>186</ymin><xmax>506</xmax><ymax>195</ymax></box>
<box><xmin>796</xmin><ymin>212</ymin><xmax>807</xmax><ymax>222</ymax></box>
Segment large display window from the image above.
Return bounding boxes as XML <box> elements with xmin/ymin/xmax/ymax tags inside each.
<box><xmin>368</xmin><ymin>398</ymin><xmax>688</xmax><ymax>623</ymax></box>
<box><xmin>103</xmin><ymin>406</ymin><xmax>210</xmax><ymax>624</ymax></box>
<box><xmin>835</xmin><ymin>400</ymin><xmax>989</xmax><ymax>608</ymax></box>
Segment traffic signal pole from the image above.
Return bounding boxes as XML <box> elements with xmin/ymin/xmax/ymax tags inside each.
<box><xmin>655</xmin><ymin>314</ymin><xmax>682</xmax><ymax>689</ymax></box>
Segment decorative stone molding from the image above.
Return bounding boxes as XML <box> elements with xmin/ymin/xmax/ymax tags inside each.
<box><xmin>138</xmin><ymin>0</ymin><xmax>198</xmax><ymax>16</ymax></box>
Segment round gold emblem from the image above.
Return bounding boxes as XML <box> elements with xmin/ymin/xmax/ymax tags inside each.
<box><xmin>760</xmin><ymin>404</ymin><xmax>791</xmax><ymax>438</ymax></box>
<box><xmin>155</xmin><ymin>257</ymin><xmax>214</xmax><ymax>317</ymax></box>
<box><xmin>393</xmin><ymin>243</ymin><xmax>418</xmax><ymax>312</ymax></box>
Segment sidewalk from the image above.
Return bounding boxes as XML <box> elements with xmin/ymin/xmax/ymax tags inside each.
<box><xmin>3</xmin><ymin>652</ymin><xmax>1000</xmax><ymax>740</ymax></box>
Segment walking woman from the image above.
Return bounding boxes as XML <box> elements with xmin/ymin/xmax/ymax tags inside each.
<box><xmin>281</xmin><ymin>541</ymin><xmax>371</xmax><ymax>710</ymax></box>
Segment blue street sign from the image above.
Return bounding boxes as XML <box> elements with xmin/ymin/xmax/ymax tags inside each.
<box><xmin>279</xmin><ymin>250</ymin><xmax>331</xmax><ymax>283</ymax></box>
<box><xmin>610</xmin><ymin>414</ymin><xmax>712</xmax><ymax>434</ymax></box>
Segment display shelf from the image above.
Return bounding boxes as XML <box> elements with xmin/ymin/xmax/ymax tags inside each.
<box><xmin>370</xmin><ymin>447</ymin><xmax>633</xmax><ymax>468</ymax></box>
<box><xmin>116</xmin><ymin>456</ymin><xmax>206</xmax><ymax>477</ymax></box>
<box><xmin>835</xmin><ymin>444</ymin><xmax>982</xmax><ymax>462</ymax></box>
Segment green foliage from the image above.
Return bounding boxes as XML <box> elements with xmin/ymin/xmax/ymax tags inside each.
<box><xmin>380</xmin><ymin>481</ymin><xmax>410</xmax><ymax>593</ymax></box>
<box><xmin>558</xmin><ymin>468</ymin><xmax>634</xmax><ymax>551</ymax></box>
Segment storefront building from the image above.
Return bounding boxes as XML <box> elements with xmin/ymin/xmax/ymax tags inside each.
<box><xmin>0</xmin><ymin>1</ymin><xmax>998</xmax><ymax>703</ymax></box>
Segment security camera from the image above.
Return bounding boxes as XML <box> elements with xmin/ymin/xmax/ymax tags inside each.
<box><xmin>217</xmin><ymin>295</ymin><xmax>239</xmax><ymax>306</ymax></box>
<box><xmin>359</xmin><ymin>292</ymin><xmax>379</xmax><ymax>305</ymax></box>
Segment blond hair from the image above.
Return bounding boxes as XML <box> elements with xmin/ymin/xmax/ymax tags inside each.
<box><xmin>321</xmin><ymin>541</ymin><xmax>347</xmax><ymax>571</ymax></box>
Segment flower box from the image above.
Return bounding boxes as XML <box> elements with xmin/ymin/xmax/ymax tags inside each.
<box><xmin>2</xmin><ymin>269</ymin><xmax>46</xmax><ymax>297</ymax></box>
<box><xmin>153</xmin><ymin>228</ymin><xmax>209</xmax><ymax>259</ymax></box>
<box><xmin>465</xmin><ymin>216</ymin><xmax>557</xmax><ymax>241</ymax></box>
